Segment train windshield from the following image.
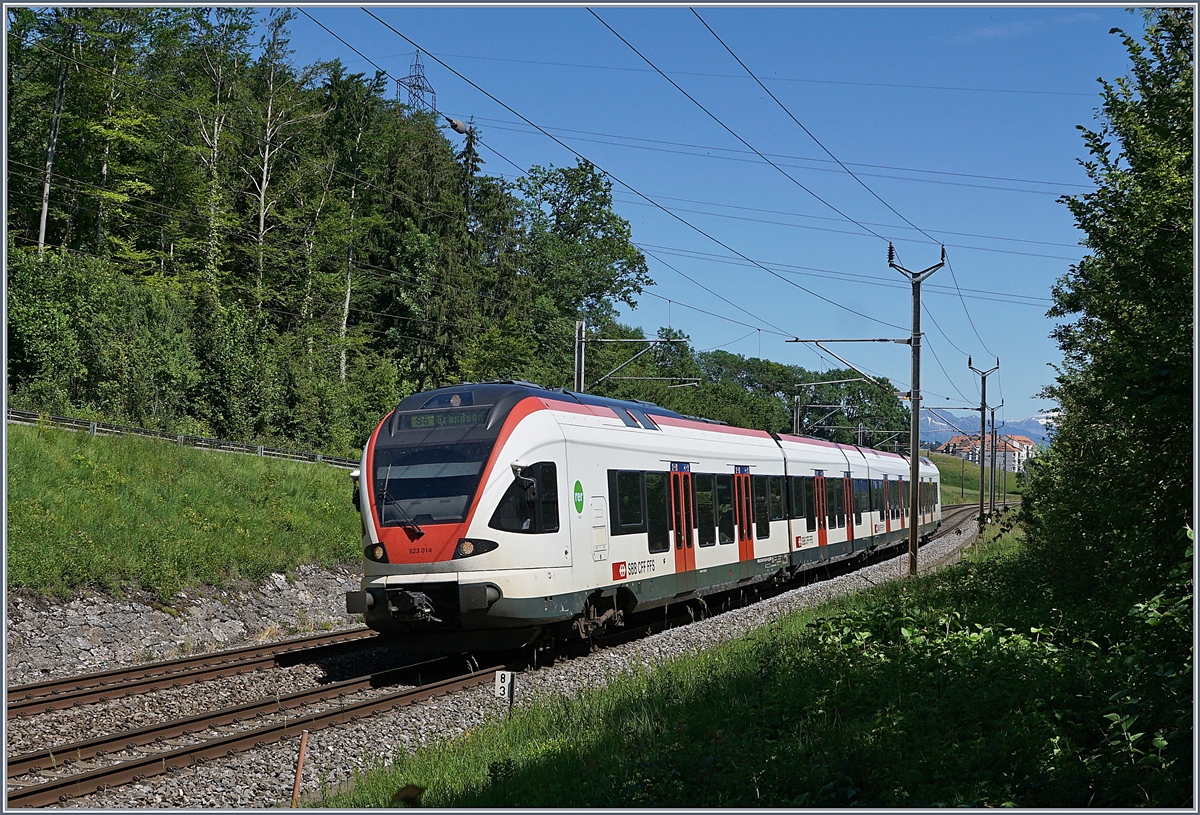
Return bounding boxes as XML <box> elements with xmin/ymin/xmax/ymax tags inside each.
<box><xmin>374</xmin><ymin>441</ymin><xmax>493</xmax><ymax>525</ymax></box>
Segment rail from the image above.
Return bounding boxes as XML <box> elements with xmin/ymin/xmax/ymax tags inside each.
<box><xmin>6</xmin><ymin>408</ymin><xmax>359</xmax><ymax>470</ymax></box>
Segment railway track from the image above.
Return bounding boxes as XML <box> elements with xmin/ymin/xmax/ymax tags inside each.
<box><xmin>6</xmin><ymin>503</ymin><xmax>999</xmax><ymax>808</ymax></box>
<box><xmin>5</xmin><ymin>653</ymin><xmax>501</xmax><ymax>808</ymax></box>
<box><xmin>7</xmin><ymin>628</ymin><xmax>376</xmax><ymax>719</ymax></box>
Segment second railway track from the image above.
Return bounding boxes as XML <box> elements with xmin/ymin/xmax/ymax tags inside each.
<box><xmin>7</xmin><ymin>503</ymin><xmax>995</xmax><ymax>808</ymax></box>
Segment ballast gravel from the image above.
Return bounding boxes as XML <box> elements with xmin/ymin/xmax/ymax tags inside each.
<box><xmin>6</xmin><ymin>523</ymin><xmax>977</xmax><ymax>808</ymax></box>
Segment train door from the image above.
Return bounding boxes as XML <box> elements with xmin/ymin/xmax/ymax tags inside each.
<box><xmin>883</xmin><ymin>477</ymin><xmax>891</xmax><ymax>534</ymax></box>
<box><xmin>733</xmin><ymin>466</ymin><xmax>754</xmax><ymax>561</ymax></box>
<box><xmin>814</xmin><ymin>473</ymin><xmax>828</xmax><ymax>547</ymax></box>
<box><xmin>669</xmin><ymin>463</ymin><xmax>696</xmax><ymax>588</ymax></box>
<box><xmin>843</xmin><ymin>476</ymin><xmax>854</xmax><ymax>544</ymax></box>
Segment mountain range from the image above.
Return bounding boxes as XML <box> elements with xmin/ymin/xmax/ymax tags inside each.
<box><xmin>919</xmin><ymin>409</ymin><xmax>1056</xmax><ymax>446</ymax></box>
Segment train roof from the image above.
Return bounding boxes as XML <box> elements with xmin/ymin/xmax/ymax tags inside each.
<box><xmin>394</xmin><ymin>382</ymin><xmax>936</xmax><ymax>470</ymax></box>
<box><xmin>393</xmin><ymin>380</ymin><xmax>726</xmax><ymax>425</ymax></box>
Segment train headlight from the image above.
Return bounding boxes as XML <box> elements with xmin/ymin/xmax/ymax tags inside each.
<box><xmin>365</xmin><ymin>543</ymin><xmax>389</xmax><ymax>563</ymax></box>
<box><xmin>453</xmin><ymin>538</ymin><xmax>498</xmax><ymax>559</ymax></box>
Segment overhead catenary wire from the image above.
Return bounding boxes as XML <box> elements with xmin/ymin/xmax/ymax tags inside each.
<box><xmin>449</xmin><ymin>114</ymin><xmax>1091</xmax><ymax>193</ymax></box>
<box><xmin>615</xmin><ymin>196</ymin><xmax>1082</xmax><ymax>261</ymax></box>
<box><xmin>298</xmin><ymin>9</ymin><xmax>811</xmax><ymax>356</ymax></box>
<box><xmin>589</xmin><ymin>9</ymin><xmax>892</xmax><ymax>245</ymax></box>
<box><xmin>635</xmin><ymin>241</ymin><xmax>1052</xmax><ymax>307</ymax></box>
<box><xmin>363</xmin><ymin>49</ymin><xmax>1094</xmax><ymax>98</ymax></box>
<box><xmin>359</xmin><ymin>7</ymin><xmax>908</xmax><ymax>334</ymax></box>
<box><xmin>692</xmin><ymin>8</ymin><xmax>942</xmax><ymax>247</ymax></box>
<box><xmin>689</xmin><ymin>11</ymin><xmax>1000</xmax><ymax>363</ymax></box>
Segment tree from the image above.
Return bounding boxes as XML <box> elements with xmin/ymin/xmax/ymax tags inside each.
<box><xmin>1021</xmin><ymin>9</ymin><xmax>1192</xmax><ymax>601</ymax></box>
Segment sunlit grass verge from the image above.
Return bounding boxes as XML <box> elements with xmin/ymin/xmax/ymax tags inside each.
<box><xmin>319</xmin><ymin>528</ymin><xmax>1190</xmax><ymax>808</ymax></box>
<box><xmin>930</xmin><ymin>451</ymin><xmax>1021</xmax><ymax>508</ymax></box>
<box><xmin>7</xmin><ymin>424</ymin><xmax>362</xmax><ymax>602</ymax></box>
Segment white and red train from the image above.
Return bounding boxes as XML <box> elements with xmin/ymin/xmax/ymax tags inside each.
<box><xmin>346</xmin><ymin>382</ymin><xmax>941</xmax><ymax>650</ymax></box>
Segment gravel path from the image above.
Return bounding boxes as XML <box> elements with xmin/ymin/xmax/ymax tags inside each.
<box><xmin>6</xmin><ymin>523</ymin><xmax>977</xmax><ymax>808</ymax></box>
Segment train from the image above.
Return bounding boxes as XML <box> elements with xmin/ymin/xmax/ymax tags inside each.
<box><xmin>345</xmin><ymin>381</ymin><xmax>941</xmax><ymax>651</ymax></box>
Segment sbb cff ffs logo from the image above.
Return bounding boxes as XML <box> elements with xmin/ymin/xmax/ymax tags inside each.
<box><xmin>612</xmin><ymin>560</ymin><xmax>655</xmax><ymax>581</ymax></box>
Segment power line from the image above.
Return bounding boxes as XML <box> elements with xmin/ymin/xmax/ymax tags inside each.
<box><xmin>609</xmin><ymin>192</ymin><xmax>1081</xmax><ymax>249</ymax></box>
<box><xmin>372</xmin><ymin>49</ymin><xmax>1095</xmax><ymax>98</ymax></box>
<box><xmin>945</xmin><ymin>256</ymin><xmax>997</xmax><ymax>357</ymax></box>
<box><xmin>459</xmin><ymin>116</ymin><xmax>1086</xmax><ymax>195</ymax></box>
<box><xmin>689</xmin><ymin>12</ymin><xmax>999</xmax><ymax>366</ymax></box>
<box><xmin>298</xmin><ymin>9</ymin><xmax>824</xmax><ymax>352</ymax></box>
<box><xmin>589</xmin><ymin>9</ymin><xmax>892</xmax><ymax>244</ymax></box>
<box><xmin>693</xmin><ymin>9</ymin><xmax>941</xmax><ymax>246</ymax></box>
<box><xmin>361</xmin><ymin>8</ymin><xmax>908</xmax><ymax>333</ymax></box>
<box><xmin>635</xmin><ymin>241</ymin><xmax>1053</xmax><ymax>307</ymax></box>
<box><xmin>614</xmin><ymin>196</ymin><xmax>1082</xmax><ymax>261</ymax></box>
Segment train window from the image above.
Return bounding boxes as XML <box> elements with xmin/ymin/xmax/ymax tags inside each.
<box><xmin>695</xmin><ymin>474</ymin><xmax>716</xmax><ymax>547</ymax></box>
<box><xmin>871</xmin><ymin>480</ymin><xmax>883</xmax><ymax>520</ymax></box>
<box><xmin>853</xmin><ymin>479</ymin><xmax>864</xmax><ymax>526</ymax></box>
<box><xmin>789</xmin><ymin>476</ymin><xmax>804</xmax><ymax>520</ymax></box>
<box><xmin>489</xmin><ymin>462</ymin><xmax>558</xmax><ymax>534</ymax></box>
<box><xmin>768</xmin><ymin>476</ymin><xmax>785</xmax><ymax>522</ymax></box>
<box><xmin>645</xmin><ymin>472</ymin><xmax>670</xmax><ymax>553</ymax></box>
<box><xmin>838</xmin><ymin>480</ymin><xmax>848</xmax><ymax>528</ymax></box>
<box><xmin>804</xmin><ymin>477</ymin><xmax>817</xmax><ymax>532</ymax></box>
<box><xmin>374</xmin><ymin>442</ymin><xmax>490</xmax><ymax>525</ymax></box>
<box><xmin>607</xmin><ymin>470</ymin><xmax>645</xmax><ymax>535</ymax></box>
<box><xmin>716</xmin><ymin>474</ymin><xmax>735</xmax><ymax>544</ymax></box>
<box><xmin>540</xmin><ymin>463</ymin><xmax>558</xmax><ymax>533</ymax></box>
<box><xmin>753</xmin><ymin>475</ymin><xmax>770</xmax><ymax>539</ymax></box>
<box><xmin>825</xmin><ymin>479</ymin><xmax>838</xmax><ymax>529</ymax></box>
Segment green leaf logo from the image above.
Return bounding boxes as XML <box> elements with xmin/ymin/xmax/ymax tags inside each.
<box><xmin>573</xmin><ymin>481</ymin><xmax>584</xmax><ymax>514</ymax></box>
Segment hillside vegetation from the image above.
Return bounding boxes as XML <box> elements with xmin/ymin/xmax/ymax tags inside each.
<box><xmin>7</xmin><ymin>8</ymin><xmax>909</xmax><ymax>459</ymax></box>
<box><xmin>6</xmin><ymin>423</ymin><xmax>361</xmax><ymax>601</ymax></box>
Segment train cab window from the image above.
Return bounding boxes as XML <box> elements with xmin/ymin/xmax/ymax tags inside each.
<box><xmin>753</xmin><ymin>475</ymin><xmax>770</xmax><ymax>539</ymax></box>
<box><xmin>644</xmin><ymin>472</ymin><xmax>670</xmax><ymax>553</ymax></box>
<box><xmin>489</xmin><ymin>462</ymin><xmax>558</xmax><ymax>534</ymax></box>
<box><xmin>695</xmin><ymin>474</ymin><xmax>716</xmax><ymax>547</ymax></box>
<box><xmin>607</xmin><ymin>470</ymin><xmax>645</xmax><ymax>535</ymax></box>
<box><xmin>716</xmin><ymin>474</ymin><xmax>735</xmax><ymax>544</ymax></box>
<box><xmin>768</xmin><ymin>476</ymin><xmax>785</xmax><ymax>522</ymax></box>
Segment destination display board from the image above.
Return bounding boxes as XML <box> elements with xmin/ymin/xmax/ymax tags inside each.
<box><xmin>401</xmin><ymin>407</ymin><xmax>491</xmax><ymax>430</ymax></box>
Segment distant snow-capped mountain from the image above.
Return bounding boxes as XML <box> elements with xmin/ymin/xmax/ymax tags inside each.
<box><xmin>918</xmin><ymin>409</ymin><xmax>1053</xmax><ymax>446</ymax></box>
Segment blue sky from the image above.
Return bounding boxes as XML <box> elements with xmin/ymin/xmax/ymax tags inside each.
<box><xmin>284</xmin><ymin>5</ymin><xmax>1140</xmax><ymax>422</ymax></box>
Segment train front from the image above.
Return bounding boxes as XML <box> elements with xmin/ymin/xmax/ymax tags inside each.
<box><xmin>344</xmin><ymin>383</ymin><xmax>568</xmax><ymax>651</ymax></box>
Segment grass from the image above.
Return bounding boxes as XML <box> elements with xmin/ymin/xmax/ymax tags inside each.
<box><xmin>929</xmin><ymin>450</ymin><xmax>1022</xmax><ymax>508</ymax></box>
<box><xmin>317</xmin><ymin>521</ymin><xmax>1190</xmax><ymax>808</ymax></box>
<box><xmin>6</xmin><ymin>423</ymin><xmax>362</xmax><ymax>602</ymax></box>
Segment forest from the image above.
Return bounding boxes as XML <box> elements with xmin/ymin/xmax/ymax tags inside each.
<box><xmin>6</xmin><ymin>7</ymin><xmax>908</xmax><ymax>458</ymax></box>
